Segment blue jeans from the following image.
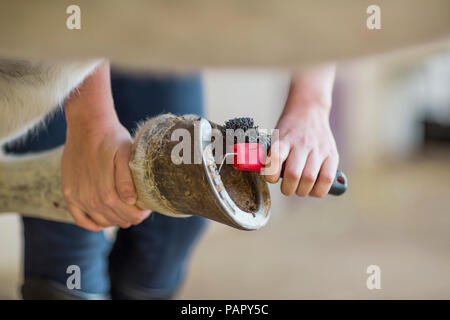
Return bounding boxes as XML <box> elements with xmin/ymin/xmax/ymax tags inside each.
<box><xmin>4</xmin><ymin>71</ymin><xmax>207</xmax><ymax>298</ymax></box>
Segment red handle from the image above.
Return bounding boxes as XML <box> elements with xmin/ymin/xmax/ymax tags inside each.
<box><xmin>230</xmin><ymin>143</ymin><xmax>347</xmax><ymax>196</ymax></box>
<box><xmin>229</xmin><ymin>143</ymin><xmax>266</xmax><ymax>172</ymax></box>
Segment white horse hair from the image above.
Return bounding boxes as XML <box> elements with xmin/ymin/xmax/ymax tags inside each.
<box><xmin>0</xmin><ymin>58</ymin><xmax>101</xmax><ymax>150</ymax></box>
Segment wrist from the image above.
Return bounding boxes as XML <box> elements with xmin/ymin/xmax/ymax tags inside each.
<box><xmin>282</xmin><ymin>65</ymin><xmax>335</xmax><ymax>119</ymax></box>
<box><xmin>66</xmin><ymin>116</ymin><xmax>122</xmax><ymax>146</ymax></box>
<box><xmin>280</xmin><ymin>101</ymin><xmax>330</xmax><ymax>122</ymax></box>
<box><xmin>64</xmin><ymin>60</ymin><xmax>120</xmax><ymax>134</ymax></box>
<box><xmin>65</xmin><ymin>100</ymin><xmax>119</xmax><ymax>131</ymax></box>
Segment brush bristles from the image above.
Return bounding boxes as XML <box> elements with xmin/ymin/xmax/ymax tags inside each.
<box><xmin>224</xmin><ymin>117</ymin><xmax>255</xmax><ymax>133</ymax></box>
<box><xmin>223</xmin><ymin>117</ymin><xmax>271</xmax><ymax>151</ymax></box>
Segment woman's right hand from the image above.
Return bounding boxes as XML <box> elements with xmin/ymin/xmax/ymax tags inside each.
<box><xmin>61</xmin><ymin>61</ymin><xmax>151</xmax><ymax>232</ymax></box>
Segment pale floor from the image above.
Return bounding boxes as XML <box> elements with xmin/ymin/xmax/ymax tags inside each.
<box><xmin>1</xmin><ymin>155</ymin><xmax>450</xmax><ymax>299</ymax></box>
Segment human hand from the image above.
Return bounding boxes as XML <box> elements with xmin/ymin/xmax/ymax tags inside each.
<box><xmin>62</xmin><ymin>119</ymin><xmax>151</xmax><ymax>231</ymax></box>
<box><xmin>264</xmin><ymin>65</ymin><xmax>338</xmax><ymax>198</ymax></box>
<box><xmin>61</xmin><ymin>61</ymin><xmax>150</xmax><ymax>231</ymax></box>
<box><xmin>264</xmin><ymin>107</ymin><xmax>339</xmax><ymax>198</ymax></box>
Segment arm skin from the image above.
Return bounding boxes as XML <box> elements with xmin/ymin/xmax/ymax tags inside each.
<box><xmin>62</xmin><ymin>61</ymin><xmax>151</xmax><ymax>231</ymax></box>
<box><xmin>264</xmin><ymin>64</ymin><xmax>339</xmax><ymax>198</ymax></box>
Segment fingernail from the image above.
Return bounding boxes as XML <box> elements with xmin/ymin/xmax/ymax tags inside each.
<box><xmin>126</xmin><ymin>197</ymin><xmax>136</xmax><ymax>205</ymax></box>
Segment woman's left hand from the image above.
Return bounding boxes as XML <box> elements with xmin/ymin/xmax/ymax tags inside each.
<box><xmin>264</xmin><ymin>106</ymin><xmax>339</xmax><ymax>198</ymax></box>
<box><xmin>263</xmin><ymin>65</ymin><xmax>338</xmax><ymax>198</ymax></box>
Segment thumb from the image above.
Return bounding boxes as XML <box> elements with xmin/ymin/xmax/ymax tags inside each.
<box><xmin>114</xmin><ymin>142</ymin><xmax>137</xmax><ymax>205</ymax></box>
<box><xmin>262</xmin><ymin>139</ymin><xmax>290</xmax><ymax>182</ymax></box>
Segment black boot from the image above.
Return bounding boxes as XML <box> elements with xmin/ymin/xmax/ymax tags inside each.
<box><xmin>109</xmin><ymin>276</ymin><xmax>176</xmax><ymax>300</ymax></box>
<box><xmin>21</xmin><ymin>278</ymin><xmax>110</xmax><ymax>300</ymax></box>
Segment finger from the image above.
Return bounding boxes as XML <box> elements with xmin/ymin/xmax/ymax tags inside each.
<box><xmin>280</xmin><ymin>148</ymin><xmax>309</xmax><ymax>196</ymax></box>
<box><xmin>82</xmin><ymin>189</ymin><xmax>131</xmax><ymax>228</ymax></box>
<box><xmin>67</xmin><ymin>203</ymin><xmax>102</xmax><ymax>232</ymax></box>
<box><xmin>310</xmin><ymin>156</ymin><xmax>339</xmax><ymax>198</ymax></box>
<box><xmin>108</xmin><ymin>198</ymin><xmax>152</xmax><ymax>226</ymax></box>
<box><xmin>296</xmin><ymin>151</ymin><xmax>322</xmax><ymax>197</ymax></box>
<box><xmin>114</xmin><ymin>142</ymin><xmax>137</xmax><ymax>205</ymax></box>
<box><xmin>279</xmin><ymin>143</ymin><xmax>308</xmax><ymax>196</ymax></box>
<box><xmin>86</xmin><ymin>210</ymin><xmax>117</xmax><ymax>228</ymax></box>
<box><xmin>94</xmin><ymin>207</ymin><xmax>132</xmax><ymax>229</ymax></box>
<box><xmin>263</xmin><ymin>140</ymin><xmax>290</xmax><ymax>183</ymax></box>
<box><xmin>100</xmin><ymin>187</ymin><xmax>151</xmax><ymax>225</ymax></box>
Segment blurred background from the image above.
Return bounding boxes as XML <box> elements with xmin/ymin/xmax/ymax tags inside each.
<box><xmin>1</xmin><ymin>50</ymin><xmax>450</xmax><ymax>299</ymax></box>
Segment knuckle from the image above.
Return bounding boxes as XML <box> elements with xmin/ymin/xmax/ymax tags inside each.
<box><xmin>296</xmin><ymin>136</ymin><xmax>307</xmax><ymax>146</ymax></box>
<box><xmin>118</xmin><ymin>181</ymin><xmax>134</xmax><ymax>194</ymax></box>
<box><xmin>311</xmin><ymin>146</ymin><xmax>321</xmax><ymax>155</ymax></box>
<box><xmin>102</xmin><ymin>191</ymin><xmax>117</xmax><ymax>206</ymax></box>
<box><xmin>305</xmin><ymin>139</ymin><xmax>317</xmax><ymax>149</ymax></box>
<box><xmin>88</xmin><ymin>196</ymin><xmax>101</xmax><ymax>210</ymax></box>
<box><xmin>302</xmin><ymin>172</ymin><xmax>316</xmax><ymax>183</ymax></box>
<box><xmin>329</xmin><ymin>146</ymin><xmax>339</xmax><ymax>156</ymax></box>
<box><xmin>322</xmin><ymin>174</ymin><xmax>334</xmax><ymax>184</ymax></box>
<box><xmin>285</xmin><ymin>170</ymin><xmax>300</xmax><ymax>182</ymax></box>
<box><xmin>296</xmin><ymin>188</ymin><xmax>308</xmax><ymax>197</ymax></box>
<box><xmin>327</xmin><ymin>149</ymin><xmax>339</xmax><ymax>162</ymax></box>
<box><xmin>62</xmin><ymin>187</ymin><xmax>72</xmax><ymax>199</ymax></box>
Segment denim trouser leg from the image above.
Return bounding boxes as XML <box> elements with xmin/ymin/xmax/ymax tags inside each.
<box><xmin>5</xmin><ymin>72</ymin><xmax>208</xmax><ymax>298</ymax></box>
<box><xmin>21</xmin><ymin>218</ymin><xmax>112</xmax><ymax>295</ymax></box>
<box><xmin>108</xmin><ymin>72</ymin><xmax>208</xmax><ymax>298</ymax></box>
<box><xmin>109</xmin><ymin>213</ymin><xmax>207</xmax><ymax>299</ymax></box>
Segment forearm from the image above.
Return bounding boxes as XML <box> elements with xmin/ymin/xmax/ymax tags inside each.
<box><xmin>281</xmin><ymin>64</ymin><xmax>336</xmax><ymax>118</ymax></box>
<box><xmin>64</xmin><ymin>61</ymin><xmax>119</xmax><ymax>131</ymax></box>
